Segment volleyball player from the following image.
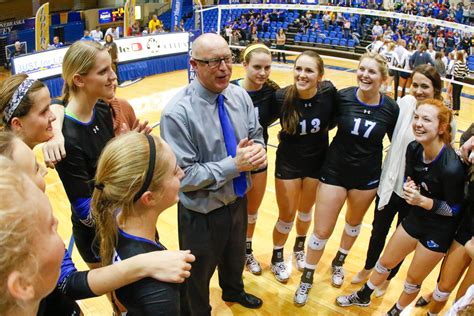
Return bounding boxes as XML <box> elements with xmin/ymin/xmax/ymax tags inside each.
<box><xmin>231</xmin><ymin>43</ymin><xmax>280</xmax><ymax>275</ymax></box>
<box><xmin>0</xmin><ymin>157</ymin><xmax>64</xmax><ymax>316</ymax></box>
<box><xmin>271</xmin><ymin>50</ymin><xmax>337</xmax><ymax>283</ymax></box>
<box><xmin>54</xmin><ymin>40</ymin><xmax>117</xmax><ymax>268</ymax></box>
<box><xmin>352</xmin><ymin>65</ymin><xmax>446</xmax><ymax>297</ymax></box>
<box><xmin>336</xmin><ymin>99</ymin><xmax>465</xmax><ymax>316</ymax></box>
<box><xmin>397</xmin><ymin>43</ymin><xmax>415</xmax><ymax>98</ymax></box>
<box><xmin>93</xmin><ymin>132</ymin><xmax>185</xmax><ymax>314</ymax></box>
<box><xmin>381</xmin><ymin>42</ymin><xmax>400</xmax><ymax>96</ymax></box>
<box><xmin>41</xmin><ymin>80</ymin><xmax>151</xmax><ymax>168</ymax></box>
<box><xmin>294</xmin><ymin>52</ymin><xmax>399</xmax><ymax>306</ymax></box>
<box><xmin>0</xmin><ymin>74</ymin><xmax>56</xmax><ymax>148</ymax></box>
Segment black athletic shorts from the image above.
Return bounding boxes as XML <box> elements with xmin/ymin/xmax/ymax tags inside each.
<box><xmin>400</xmin><ymin>71</ymin><xmax>411</xmax><ymax>79</ymax></box>
<box><xmin>275</xmin><ymin>154</ymin><xmax>322</xmax><ymax>180</ymax></box>
<box><xmin>388</xmin><ymin>69</ymin><xmax>396</xmax><ymax>77</ymax></box>
<box><xmin>71</xmin><ymin>211</ymin><xmax>100</xmax><ymax>263</ymax></box>
<box><xmin>402</xmin><ymin>211</ymin><xmax>458</xmax><ymax>253</ymax></box>
<box><xmin>319</xmin><ymin>165</ymin><xmax>380</xmax><ymax>190</ymax></box>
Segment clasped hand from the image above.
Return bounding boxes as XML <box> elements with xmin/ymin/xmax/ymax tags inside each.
<box><xmin>235</xmin><ymin>138</ymin><xmax>267</xmax><ymax>172</ymax></box>
<box><xmin>403</xmin><ymin>176</ymin><xmax>423</xmax><ymax>206</ymax></box>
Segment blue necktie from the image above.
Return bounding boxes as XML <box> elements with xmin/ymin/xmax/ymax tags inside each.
<box><xmin>217</xmin><ymin>94</ymin><xmax>247</xmax><ymax>197</ymax></box>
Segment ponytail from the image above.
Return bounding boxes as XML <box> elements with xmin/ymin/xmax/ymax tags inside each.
<box><xmin>281</xmin><ymin>84</ymin><xmax>301</xmax><ymax>134</ymax></box>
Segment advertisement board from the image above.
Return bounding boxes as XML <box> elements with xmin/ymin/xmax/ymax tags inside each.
<box><xmin>115</xmin><ymin>32</ymin><xmax>188</xmax><ymax>63</ymax></box>
<box><xmin>12</xmin><ymin>33</ymin><xmax>189</xmax><ymax>79</ymax></box>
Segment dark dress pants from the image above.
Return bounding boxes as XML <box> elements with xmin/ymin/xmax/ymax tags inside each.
<box><xmin>364</xmin><ymin>193</ymin><xmax>410</xmax><ymax>280</ymax></box>
<box><xmin>178</xmin><ymin>197</ymin><xmax>247</xmax><ymax>316</ymax></box>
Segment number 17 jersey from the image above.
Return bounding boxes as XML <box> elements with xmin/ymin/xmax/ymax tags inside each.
<box><xmin>322</xmin><ymin>87</ymin><xmax>399</xmax><ymax>186</ymax></box>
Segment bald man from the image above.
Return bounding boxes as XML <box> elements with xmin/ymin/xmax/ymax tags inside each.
<box><xmin>160</xmin><ymin>33</ymin><xmax>266</xmax><ymax>315</ymax></box>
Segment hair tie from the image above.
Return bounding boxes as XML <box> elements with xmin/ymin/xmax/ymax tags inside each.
<box><xmin>133</xmin><ymin>134</ymin><xmax>156</xmax><ymax>202</ymax></box>
<box><xmin>94</xmin><ymin>182</ymin><xmax>105</xmax><ymax>191</ymax></box>
<box><xmin>3</xmin><ymin>78</ymin><xmax>36</xmax><ymax>123</ymax></box>
<box><xmin>243</xmin><ymin>44</ymin><xmax>271</xmax><ymax>61</ymax></box>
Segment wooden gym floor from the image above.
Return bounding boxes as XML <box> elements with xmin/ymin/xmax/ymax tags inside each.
<box><xmin>39</xmin><ymin>56</ymin><xmax>473</xmax><ymax>315</ymax></box>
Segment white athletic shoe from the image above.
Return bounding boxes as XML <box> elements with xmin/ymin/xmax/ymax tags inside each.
<box><xmin>331</xmin><ymin>265</ymin><xmax>345</xmax><ymax>288</ymax></box>
<box><xmin>294</xmin><ymin>282</ymin><xmax>312</xmax><ymax>306</ymax></box>
<box><xmin>351</xmin><ymin>268</ymin><xmax>372</xmax><ymax>284</ymax></box>
<box><xmin>293</xmin><ymin>250</ymin><xmax>305</xmax><ymax>272</ymax></box>
<box><xmin>245</xmin><ymin>253</ymin><xmax>262</xmax><ymax>275</ymax></box>
<box><xmin>336</xmin><ymin>292</ymin><xmax>371</xmax><ymax>307</ymax></box>
<box><xmin>271</xmin><ymin>261</ymin><xmax>290</xmax><ymax>283</ymax></box>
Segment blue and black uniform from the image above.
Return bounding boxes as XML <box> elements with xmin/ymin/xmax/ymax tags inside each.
<box><xmin>402</xmin><ymin>141</ymin><xmax>466</xmax><ymax>253</ymax></box>
<box><xmin>231</xmin><ymin>79</ymin><xmax>280</xmax><ymax>174</ymax></box>
<box><xmin>320</xmin><ymin>87</ymin><xmax>399</xmax><ymax>190</ymax></box>
<box><xmin>231</xmin><ymin>79</ymin><xmax>280</xmax><ymax>145</ymax></box>
<box><xmin>113</xmin><ymin>228</ymin><xmax>180</xmax><ymax>315</ymax></box>
<box><xmin>56</xmin><ymin>101</ymin><xmax>115</xmax><ymax>263</ymax></box>
<box><xmin>275</xmin><ymin>81</ymin><xmax>338</xmax><ymax>179</ymax></box>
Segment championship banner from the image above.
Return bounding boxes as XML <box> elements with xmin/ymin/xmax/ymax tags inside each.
<box><xmin>171</xmin><ymin>0</ymin><xmax>183</xmax><ymax>32</ymax></box>
<box><xmin>35</xmin><ymin>2</ymin><xmax>50</xmax><ymax>52</ymax></box>
<box><xmin>124</xmin><ymin>0</ymin><xmax>135</xmax><ymax>37</ymax></box>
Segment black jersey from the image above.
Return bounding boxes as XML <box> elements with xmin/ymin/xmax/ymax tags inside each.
<box><xmin>324</xmin><ymin>87</ymin><xmax>399</xmax><ymax>176</ymax></box>
<box><xmin>113</xmin><ymin>228</ymin><xmax>179</xmax><ymax>315</ymax></box>
<box><xmin>276</xmin><ymin>81</ymin><xmax>338</xmax><ymax>161</ymax></box>
<box><xmin>405</xmin><ymin>141</ymin><xmax>465</xmax><ymax>219</ymax></box>
<box><xmin>56</xmin><ymin>101</ymin><xmax>114</xmax><ymax>221</ymax></box>
<box><xmin>231</xmin><ymin>79</ymin><xmax>280</xmax><ymax>144</ymax></box>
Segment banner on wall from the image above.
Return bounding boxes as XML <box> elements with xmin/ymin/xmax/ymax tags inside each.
<box><xmin>124</xmin><ymin>0</ymin><xmax>136</xmax><ymax>36</ymax></box>
<box><xmin>187</xmin><ymin>30</ymin><xmax>201</xmax><ymax>83</ymax></box>
<box><xmin>171</xmin><ymin>0</ymin><xmax>183</xmax><ymax>32</ymax></box>
<box><xmin>12</xmin><ymin>33</ymin><xmax>189</xmax><ymax>79</ymax></box>
<box><xmin>35</xmin><ymin>2</ymin><xmax>50</xmax><ymax>52</ymax></box>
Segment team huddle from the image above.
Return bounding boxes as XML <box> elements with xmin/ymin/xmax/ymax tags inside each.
<box><xmin>0</xmin><ymin>33</ymin><xmax>472</xmax><ymax>316</ymax></box>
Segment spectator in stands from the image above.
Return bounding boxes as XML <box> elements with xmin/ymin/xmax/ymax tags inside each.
<box><xmin>80</xmin><ymin>30</ymin><xmax>94</xmax><ymax>41</ymax></box>
<box><xmin>433</xmin><ymin>52</ymin><xmax>447</xmax><ymax>85</ymax></box>
<box><xmin>435</xmin><ymin>33</ymin><xmax>445</xmax><ymax>51</ymax></box>
<box><xmin>427</xmin><ymin>42</ymin><xmax>436</xmax><ymax>61</ymax></box>
<box><xmin>90</xmin><ymin>26</ymin><xmax>103</xmax><ymax>41</ymax></box>
<box><xmin>461</xmin><ymin>34</ymin><xmax>471</xmax><ymax>52</ymax></box>
<box><xmin>4</xmin><ymin>41</ymin><xmax>25</xmax><ymax>70</ymax></box>
<box><xmin>452</xmin><ymin>50</ymin><xmax>469</xmax><ymax>116</ymax></box>
<box><xmin>343</xmin><ymin>18</ymin><xmax>351</xmax><ymax>39</ymax></box>
<box><xmin>470</xmin><ymin>34</ymin><xmax>474</xmax><ymax>55</ymax></box>
<box><xmin>372</xmin><ymin>20</ymin><xmax>383</xmax><ymax>39</ymax></box>
<box><xmin>463</xmin><ymin>3</ymin><xmax>470</xmax><ymax>24</ymax></box>
<box><xmin>148</xmin><ymin>14</ymin><xmax>163</xmax><ymax>34</ymax></box>
<box><xmin>262</xmin><ymin>14</ymin><xmax>270</xmax><ymax>32</ymax></box>
<box><xmin>130</xmin><ymin>21</ymin><xmax>141</xmax><ymax>36</ymax></box>
<box><xmin>250</xmin><ymin>26</ymin><xmax>258</xmax><ymax>43</ymax></box>
<box><xmin>276</xmin><ymin>28</ymin><xmax>286</xmax><ymax>63</ymax></box>
<box><xmin>453</xmin><ymin>31</ymin><xmax>461</xmax><ymax>48</ymax></box>
<box><xmin>323</xmin><ymin>12</ymin><xmax>331</xmax><ymax>30</ymax></box>
<box><xmin>104</xmin><ymin>34</ymin><xmax>118</xmax><ymax>75</ymax></box>
<box><xmin>105</xmin><ymin>26</ymin><xmax>120</xmax><ymax>40</ymax></box>
<box><xmin>48</xmin><ymin>36</ymin><xmax>64</xmax><ymax>49</ymax></box>
<box><xmin>410</xmin><ymin>43</ymin><xmax>434</xmax><ymax>69</ymax></box>
<box><xmin>446</xmin><ymin>30</ymin><xmax>455</xmax><ymax>53</ymax></box>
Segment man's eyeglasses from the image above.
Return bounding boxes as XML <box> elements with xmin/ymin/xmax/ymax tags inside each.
<box><xmin>193</xmin><ymin>56</ymin><xmax>234</xmax><ymax>68</ymax></box>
